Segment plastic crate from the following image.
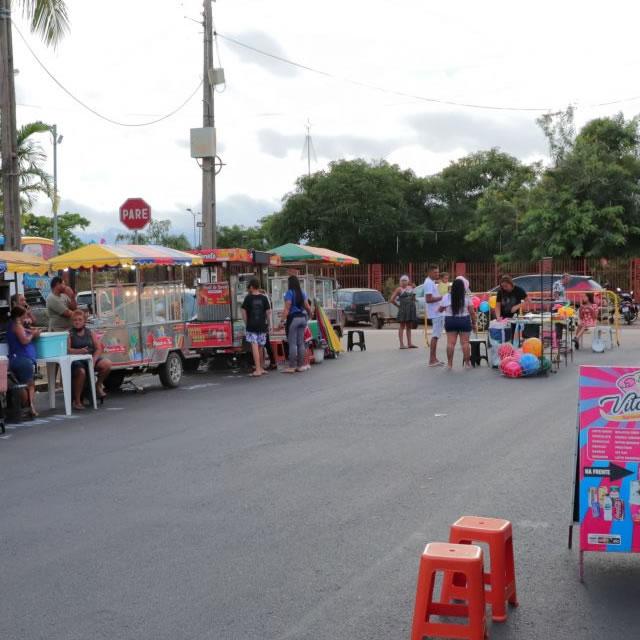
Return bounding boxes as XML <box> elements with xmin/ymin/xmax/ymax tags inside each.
<box><xmin>35</xmin><ymin>332</ymin><xmax>68</xmax><ymax>359</ymax></box>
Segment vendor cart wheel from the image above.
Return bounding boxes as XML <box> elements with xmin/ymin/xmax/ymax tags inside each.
<box><xmin>104</xmin><ymin>371</ymin><xmax>126</xmax><ymax>392</ymax></box>
<box><xmin>159</xmin><ymin>352</ymin><xmax>183</xmax><ymax>388</ymax></box>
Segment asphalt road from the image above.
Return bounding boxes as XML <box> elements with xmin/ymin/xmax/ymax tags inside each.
<box><xmin>2</xmin><ymin>328</ymin><xmax>640</xmax><ymax>639</ymax></box>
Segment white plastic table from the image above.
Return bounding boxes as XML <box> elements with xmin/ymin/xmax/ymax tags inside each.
<box><xmin>41</xmin><ymin>354</ymin><xmax>97</xmax><ymax>416</ymax></box>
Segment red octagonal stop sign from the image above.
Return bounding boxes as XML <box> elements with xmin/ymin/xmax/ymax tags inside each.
<box><xmin>120</xmin><ymin>197</ymin><xmax>152</xmax><ymax>230</ymax></box>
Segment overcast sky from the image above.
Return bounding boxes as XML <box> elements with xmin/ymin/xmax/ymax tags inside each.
<box><xmin>12</xmin><ymin>0</ymin><xmax>640</xmax><ymax>244</ymax></box>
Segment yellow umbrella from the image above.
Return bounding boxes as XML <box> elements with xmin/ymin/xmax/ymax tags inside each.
<box><xmin>0</xmin><ymin>250</ymin><xmax>49</xmax><ymax>275</ymax></box>
<box><xmin>49</xmin><ymin>244</ymin><xmax>203</xmax><ymax>270</ymax></box>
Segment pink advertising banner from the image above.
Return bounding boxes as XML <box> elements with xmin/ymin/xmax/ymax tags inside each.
<box><xmin>578</xmin><ymin>365</ymin><xmax>640</xmax><ymax>553</ymax></box>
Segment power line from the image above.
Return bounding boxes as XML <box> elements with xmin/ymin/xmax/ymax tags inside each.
<box><xmin>13</xmin><ymin>22</ymin><xmax>202</xmax><ymax>127</ymax></box>
<box><xmin>216</xmin><ymin>31</ymin><xmax>640</xmax><ymax>113</ymax></box>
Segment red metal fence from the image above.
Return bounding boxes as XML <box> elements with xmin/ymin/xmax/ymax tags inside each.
<box><xmin>334</xmin><ymin>258</ymin><xmax>633</xmax><ymax>295</ymax></box>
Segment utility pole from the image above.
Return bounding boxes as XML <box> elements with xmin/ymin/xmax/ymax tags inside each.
<box><xmin>202</xmin><ymin>0</ymin><xmax>216</xmax><ymax>248</ymax></box>
<box><xmin>51</xmin><ymin>124</ymin><xmax>63</xmax><ymax>255</ymax></box>
<box><xmin>0</xmin><ymin>0</ymin><xmax>22</xmax><ymax>250</ymax></box>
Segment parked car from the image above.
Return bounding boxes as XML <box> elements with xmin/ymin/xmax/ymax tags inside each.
<box><xmin>489</xmin><ymin>274</ymin><xmax>603</xmax><ymax>308</ymax></box>
<box><xmin>370</xmin><ymin>284</ymin><xmax>429</xmax><ymax>328</ymax></box>
<box><xmin>335</xmin><ymin>288</ymin><xmax>385</xmax><ymax>325</ymax></box>
<box><xmin>76</xmin><ymin>290</ymin><xmax>95</xmax><ymax>313</ymax></box>
<box><xmin>23</xmin><ymin>287</ymin><xmax>48</xmax><ymax>327</ymax></box>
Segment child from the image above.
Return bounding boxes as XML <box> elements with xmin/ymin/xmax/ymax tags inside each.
<box><xmin>574</xmin><ymin>293</ymin><xmax>598</xmax><ymax>349</ymax></box>
<box><xmin>438</xmin><ymin>272</ymin><xmax>450</xmax><ymax>296</ymax></box>
<box><xmin>241</xmin><ymin>278</ymin><xmax>272</xmax><ymax>377</ymax></box>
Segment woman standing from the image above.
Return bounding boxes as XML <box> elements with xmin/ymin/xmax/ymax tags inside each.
<box><xmin>7</xmin><ymin>306</ymin><xmax>41</xmax><ymax>417</ymax></box>
<box><xmin>390</xmin><ymin>275</ymin><xmax>418</xmax><ymax>349</ymax></box>
<box><xmin>280</xmin><ymin>275</ymin><xmax>312</xmax><ymax>373</ymax></box>
<box><xmin>68</xmin><ymin>310</ymin><xmax>112</xmax><ymax>409</ymax></box>
<box><xmin>440</xmin><ymin>276</ymin><xmax>476</xmax><ymax>369</ymax></box>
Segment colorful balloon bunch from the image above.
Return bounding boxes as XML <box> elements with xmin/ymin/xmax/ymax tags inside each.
<box><xmin>498</xmin><ymin>337</ymin><xmax>549</xmax><ymax>378</ymax></box>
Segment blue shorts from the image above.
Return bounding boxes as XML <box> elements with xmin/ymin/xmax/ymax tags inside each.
<box><xmin>445</xmin><ymin>316</ymin><xmax>472</xmax><ymax>333</ymax></box>
<box><xmin>10</xmin><ymin>356</ymin><xmax>36</xmax><ymax>384</ymax></box>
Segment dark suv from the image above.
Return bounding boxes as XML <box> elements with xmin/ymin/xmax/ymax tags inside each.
<box><xmin>335</xmin><ymin>288</ymin><xmax>385</xmax><ymax>325</ymax></box>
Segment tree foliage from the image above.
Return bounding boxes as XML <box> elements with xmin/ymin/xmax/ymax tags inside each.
<box><xmin>116</xmin><ymin>219</ymin><xmax>191</xmax><ymax>251</ymax></box>
<box><xmin>22</xmin><ymin>211</ymin><xmax>89</xmax><ymax>253</ymax></box>
<box><xmin>233</xmin><ymin>110</ymin><xmax>640</xmax><ymax>262</ymax></box>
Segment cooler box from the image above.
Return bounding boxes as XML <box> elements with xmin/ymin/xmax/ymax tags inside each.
<box><xmin>0</xmin><ymin>355</ymin><xmax>8</xmax><ymax>393</ymax></box>
<box><xmin>488</xmin><ymin>324</ymin><xmax>512</xmax><ymax>368</ymax></box>
<box><xmin>35</xmin><ymin>332</ymin><xmax>68</xmax><ymax>359</ymax></box>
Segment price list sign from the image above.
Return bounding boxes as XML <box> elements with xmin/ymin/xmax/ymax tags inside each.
<box><xmin>578</xmin><ymin>366</ymin><xmax>640</xmax><ymax>553</ymax></box>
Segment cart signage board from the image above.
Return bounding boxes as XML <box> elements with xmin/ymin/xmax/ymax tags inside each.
<box><xmin>186</xmin><ymin>321</ymin><xmax>233</xmax><ymax>349</ymax></box>
<box><xmin>197</xmin><ymin>282</ymin><xmax>230</xmax><ymax>306</ymax></box>
<box><xmin>578</xmin><ymin>365</ymin><xmax>640</xmax><ymax>553</ymax></box>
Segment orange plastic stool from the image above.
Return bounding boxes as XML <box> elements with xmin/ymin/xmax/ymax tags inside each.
<box><xmin>270</xmin><ymin>340</ymin><xmax>286</xmax><ymax>365</ymax></box>
<box><xmin>411</xmin><ymin>542</ymin><xmax>487</xmax><ymax>640</ymax></box>
<box><xmin>443</xmin><ymin>516</ymin><xmax>518</xmax><ymax>622</ymax></box>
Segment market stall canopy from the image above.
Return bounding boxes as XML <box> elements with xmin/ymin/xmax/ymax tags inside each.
<box><xmin>270</xmin><ymin>243</ymin><xmax>359</xmax><ymax>265</ymax></box>
<box><xmin>190</xmin><ymin>247</ymin><xmax>281</xmax><ymax>266</ymax></box>
<box><xmin>49</xmin><ymin>244</ymin><xmax>203</xmax><ymax>270</ymax></box>
<box><xmin>0</xmin><ymin>250</ymin><xmax>49</xmax><ymax>274</ymax></box>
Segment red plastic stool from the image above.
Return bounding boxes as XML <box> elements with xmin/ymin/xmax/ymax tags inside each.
<box><xmin>411</xmin><ymin>542</ymin><xmax>487</xmax><ymax>640</ymax></box>
<box><xmin>443</xmin><ymin>516</ymin><xmax>518</xmax><ymax>622</ymax></box>
<box><xmin>270</xmin><ymin>340</ymin><xmax>286</xmax><ymax>365</ymax></box>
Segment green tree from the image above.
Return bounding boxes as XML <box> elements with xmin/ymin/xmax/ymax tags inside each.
<box><xmin>22</xmin><ymin>210</ymin><xmax>89</xmax><ymax>252</ymax></box>
<box><xmin>265</xmin><ymin>159</ymin><xmax>428</xmax><ymax>262</ymax></box>
<box><xmin>116</xmin><ymin>219</ymin><xmax>191</xmax><ymax>250</ymax></box>
<box><xmin>0</xmin><ymin>121</ymin><xmax>54</xmax><ymax>214</ymax></box>
<box><xmin>518</xmin><ymin>113</ymin><xmax>640</xmax><ymax>258</ymax></box>
<box><xmin>424</xmin><ymin>149</ymin><xmax>534</xmax><ymax>260</ymax></box>
<box><xmin>217</xmin><ymin>224</ymin><xmax>272</xmax><ymax>249</ymax></box>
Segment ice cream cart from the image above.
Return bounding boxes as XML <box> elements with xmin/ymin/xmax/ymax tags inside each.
<box><xmin>48</xmin><ymin>244</ymin><xmax>203</xmax><ymax>390</ymax></box>
<box><xmin>184</xmin><ymin>248</ymin><xmax>281</xmax><ymax>367</ymax></box>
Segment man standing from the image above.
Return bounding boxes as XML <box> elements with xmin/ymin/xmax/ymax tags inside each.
<box><xmin>553</xmin><ymin>273</ymin><xmax>571</xmax><ymax>304</ymax></box>
<box><xmin>424</xmin><ymin>264</ymin><xmax>444</xmax><ymax>367</ymax></box>
<box><xmin>46</xmin><ymin>276</ymin><xmax>78</xmax><ymax>331</ymax></box>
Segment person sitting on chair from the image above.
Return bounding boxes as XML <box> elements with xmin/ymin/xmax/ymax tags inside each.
<box><xmin>7</xmin><ymin>306</ymin><xmax>41</xmax><ymax>417</ymax></box>
<box><xmin>67</xmin><ymin>310</ymin><xmax>112</xmax><ymax>409</ymax></box>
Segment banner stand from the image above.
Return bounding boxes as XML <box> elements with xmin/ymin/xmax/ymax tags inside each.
<box><xmin>571</xmin><ymin>365</ymin><xmax>640</xmax><ymax>582</ymax></box>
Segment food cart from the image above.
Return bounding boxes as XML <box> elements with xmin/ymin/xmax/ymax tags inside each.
<box><xmin>184</xmin><ymin>248</ymin><xmax>281</xmax><ymax>367</ymax></box>
<box><xmin>48</xmin><ymin>244</ymin><xmax>203</xmax><ymax>390</ymax></box>
<box><xmin>268</xmin><ymin>243</ymin><xmax>359</xmax><ymax>334</ymax></box>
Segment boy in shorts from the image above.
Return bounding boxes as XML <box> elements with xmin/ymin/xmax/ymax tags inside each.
<box><xmin>241</xmin><ymin>278</ymin><xmax>272</xmax><ymax>377</ymax></box>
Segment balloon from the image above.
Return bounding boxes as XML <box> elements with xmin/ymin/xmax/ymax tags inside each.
<box><xmin>497</xmin><ymin>343</ymin><xmax>515</xmax><ymax>360</ymax></box>
<box><xmin>479</xmin><ymin>301</ymin><xmax>490</xmax><ymax>313</ymax></box>
<box><xmin>501</xmin><ymin>358</ymin><xmax>523</xmax><ymax>378</ymax></box>
<box><xmin>565</xmin><ymin>306</ymin><xmax>575</xmax><ymax>318</ymax></box>
<box><xmin>520</xmin><ymin>353</ymin><xmax>541</xmax><ymax>376</ymax></box>
<box><xmin>471</xmin><ymin>296</ymin><xmax>481</xmax><ymax>309</ymax></box>
<box><xmin>489</xmin><ymin>295</ymin><xmax>497</xmax><ymax>309</ymax></box>
<box><xmin>539</xmin><ymin>356</ymin><xmax>552</xmax><ymax>373</ymax></box>
<box><xmin>522</xmin><ymin>337</ymin><xmax>542</xmax><ymax>358</ymax></box>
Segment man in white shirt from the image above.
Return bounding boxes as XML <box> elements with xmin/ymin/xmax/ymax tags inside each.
<box><xmin>424</xmin><ymin>264</ymin><xmax>444</xmax><ymax>366</ymax></box>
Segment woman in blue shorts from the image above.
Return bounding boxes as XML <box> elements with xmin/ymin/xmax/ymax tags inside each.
<box><xmin>439</xmin><ymin>277</ymin><xmax>476</xmax><ymax>369</ymax></box>
<box><xmin>7</xmin><ymin>305</ymin><xmax>41</xmax><ymax>417</ymax></box>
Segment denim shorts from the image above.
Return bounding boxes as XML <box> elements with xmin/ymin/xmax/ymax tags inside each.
<box><xmin>444</xmin><ymin>315</ymin><xmax>472</xmax><ymax>333</ymax></box>
<box><xmin>10</xmin><ymin>356</ymin><xmax>36</xmax><ymax>384</ymax></box>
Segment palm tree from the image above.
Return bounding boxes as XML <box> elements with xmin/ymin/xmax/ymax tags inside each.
<box><xmin>17</xmin><ymin>120</ymin><xmax>53</xmax><ymax>210</ymax></box>
<box><xmin>1</xmin><ymin>0</ymin><xmax>70</xmax><ymax>248</ymax></box>
<box><xmin>17</xmin><ymin>0</ymin><xmax>69</xmax><ymax>46</ymax></box>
